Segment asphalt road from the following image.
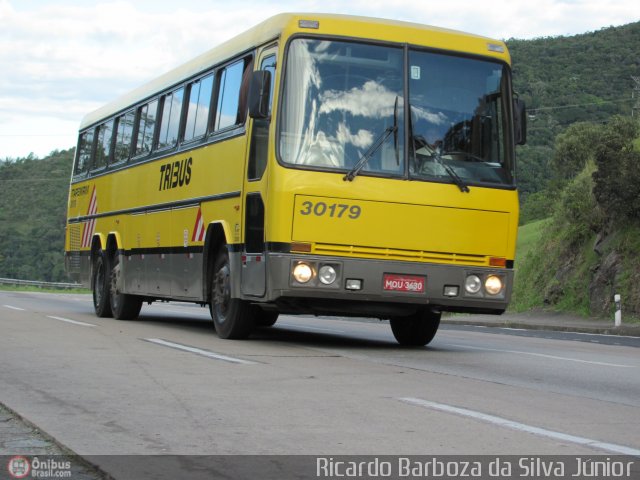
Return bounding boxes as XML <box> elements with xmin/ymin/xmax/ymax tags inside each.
<box><xmin>1</xmin><ymin>290</ymin><xmax>639</xmax><ymax>478</ymax></box>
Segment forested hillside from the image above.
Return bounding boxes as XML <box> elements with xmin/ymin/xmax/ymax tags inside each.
<box><xmin>0</xmin><ymin>150</ymin><xmax>73</xmax><ymax>281</ymax></box>
<box><xmin>512</xmin><ymin>117</ymin><xmax>640</xmax><ymax>318</ymax></box>
<box><xmin>507</xmin><ymin>21</ymin><xmax>640</xmax><ymax>200</ymax></box>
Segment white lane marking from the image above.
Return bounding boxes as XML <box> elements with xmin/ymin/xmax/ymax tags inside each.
<box><xmin>398</xmin><ymin>397</ymin><xmax>640</xmax><ymax>456</ymax></box>
<box><xmin>3</xmin><ymin>305</ymin><xmax>25</xmax><ymax>311</ymax></box>
<box><xmin>46</xmin><ymin>315</ymin><xmax>96</xmax><ymax>327</ymax></box>
<box><xmin>446</xmin><ymin>344</ymin><xmax>635</xmax><ymax>368</ymax></box>
<box><xmin>278</xmin><ymin>323</ymin><xmax>345</xmax><ymax>333</ymax></box>
<box><xmin>573</xmin><ymin>331</ymin><xmax>640</xmax><ymax>339</ymax></box>
<box><xmin>144</xmin><ymin>338</ymin><xmax>255</xmax><ymax>365</ymax></box>
<box><xmin>451</xmin><ymin>323</ymin><xmax>640</xmax><ymax>339</ymax></box>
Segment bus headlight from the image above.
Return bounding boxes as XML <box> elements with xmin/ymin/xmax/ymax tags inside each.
<box><xmin>484</xmin><ymin>275</ymin><xmax>503</xmax><ymax>295</ymax></box>
<box><xmin>318</xmin><ymin>265</ymin><xmax>337</xmax><ymax>285</ymax></box>
<box><xmin>464</xmin><ymin>275</ymin><xmax>482</xmax><ymax>294</ymax></box>
<box><xmin>293</xmin><ymin>263</ymin><xmax>314</xmax><ymax>283</ymax></box>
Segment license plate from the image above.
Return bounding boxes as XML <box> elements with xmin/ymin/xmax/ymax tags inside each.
<box><xmin>383</xmin><ymin>274</ymin><xmax>426</xmax><ymax>293</ymax></box>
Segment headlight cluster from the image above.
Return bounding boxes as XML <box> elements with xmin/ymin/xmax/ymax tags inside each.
<box><xmin>292</xmin><ymin>261</ymin><xmax>340</xmax><ymax>287</ymax></box>
<box><xmin>464</xmin><ymin>273</ymin><xmax>504</xmax><ymax>296</ymax></box>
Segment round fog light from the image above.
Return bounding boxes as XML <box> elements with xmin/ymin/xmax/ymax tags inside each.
<box><xmin>484</xmin><ymin>275</ymin><xmax>503</xmax><ymax>295</ymax></box>
<box><xmin>318</xmin><ymin>265</ymin><xmax>337</xmax><ymax>285</ymax></box>
<box><xmin>293</xmin><ymin>263</ymin><xmax>313</xmax><ymax>283</ymax></box>
<box><xmin>464</xmin><ymin>275</ymin><xmax>482</xmax><ymax>294</ymax></box>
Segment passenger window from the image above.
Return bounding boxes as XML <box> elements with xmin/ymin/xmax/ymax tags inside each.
<box><xmin>158</xmin><ymin>88</ymin><xmax>184</xmax><ymax>149</ymax></box>
<box><xmin>215</xmin><ymin>60</ymin><xmax>245</xmax><ymax>131</ymax></box>
<box><xmin>184</xmin><ymin>74</ymin><xmax>214</xmax><ymax>142</ymax></box>
<box><xmin>75</xmin><ymin>130</ymin><xmax>94</xmax><ymax>175</ymax></box>
<box><xmin>114</xmin><ymin>111</ymin><xmax>135</xmax><ymax>164</ymax></box>
<box><xmin>135</xmin><ymin>99</ymin><xmax>158</xmax><ymax>156</ymax></box>
<box><xmin>93</xmin><ymin>119</ymin><xmax>113</xmax><ymax>170</ymax></box>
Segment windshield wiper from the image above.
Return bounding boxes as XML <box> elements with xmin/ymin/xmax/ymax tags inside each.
<box><xmin>344</xmin><ymin>96</ymin><xmax>399</xmax><ymax>182</ymax></box>
<box><xmin>433</xmin><ymin>148</ymin><xmax>470</xmax><ymax>193</ymax></box>
<box><xmin>408</xmin><ymin>103</ymin><xmax>470</xmax><ymax>193</ymax></box>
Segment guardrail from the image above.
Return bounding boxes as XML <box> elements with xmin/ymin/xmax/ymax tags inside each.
<box><xmin>0</xmin><ymin>277</ymin><xmax>83</xmax><ymax>290</ymax></box>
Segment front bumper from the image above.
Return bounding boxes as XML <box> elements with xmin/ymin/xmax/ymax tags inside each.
<box><xmin>256</xmin><ymin>253</ymin><xmax>512</xmax><ymax>316</ymax></box>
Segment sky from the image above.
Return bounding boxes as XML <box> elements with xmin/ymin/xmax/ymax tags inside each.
<box><xmin>0</xmin><ymin>0</ymin><xmax>637</xmax><ymax>159</ymax></box>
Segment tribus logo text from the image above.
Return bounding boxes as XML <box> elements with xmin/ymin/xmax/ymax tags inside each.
<box><xmin>159</xmin><ymin>157</ymin><xmax>193</xmax><ymax>191</ymax></box>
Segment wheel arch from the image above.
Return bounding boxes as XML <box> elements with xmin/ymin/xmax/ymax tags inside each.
<box><xmin>105</xmin><ymin>232</ymin><xmax>122</xmax><ymax>258</ymax></box>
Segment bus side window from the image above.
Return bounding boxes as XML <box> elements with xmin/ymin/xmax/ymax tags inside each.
<box><xmin>113</xmin><ymin>110</ymin><xmax>135</xmax><ymax>164</ymax></box>
<box><xmin>158</xmin><ymin>88</ymin><xmax>184</xmax><ymax>150</ymax></box>
<box><xmin>93</xmin><ymin>119</ymin><xmax>114</xmax><ymax>170</ymax></box>
<box><xmin>184</xmin><ymin>74</ymin><xmax>214</xmax><ymax>142</ymax></box>
<box><xmin>214</xmin><ymin>59</ymin><xmax>246</xmax><ymax>131</ymax></box>
<box><xmin>75</xmin><ymin>130</ymin><xmax>95</xmax><ymax>175</ymax></box>
<box><xmin>135</xmin><ymin>99</ymin><xmax>159</xmax><ymax>157</ymax></box>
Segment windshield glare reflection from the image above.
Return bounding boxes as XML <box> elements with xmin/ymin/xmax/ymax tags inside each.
<box><xmin>279</xmin><ymin>39</ymin><xmax>514</xmax><ymax>187</ymax></box>
<box><xmin>280</xmin><ymin>39</ymin><xmax>404</xmax><ymax>173</ymax></box>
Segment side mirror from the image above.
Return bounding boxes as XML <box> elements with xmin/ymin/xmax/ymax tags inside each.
<box><xmin>248</xmin><ymin>70</ymin><xmax>272</xmax><ymax>120</ymax></box>
<box><xmin>513</xmin><ymin>97</ymin><xmax>527</xmax><ymax>145</ymax></box>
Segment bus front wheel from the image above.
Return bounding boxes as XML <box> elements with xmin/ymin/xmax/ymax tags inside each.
<box><xmin>255</xmin><ymin>310</ymin><xmax>279</xmax><ymax>327</ymax></box>
<box><xmin>209</xmin><ymin>249</ymin><xmax>255</xmax><ymax>339</ymax></box>
<box><xmin>390</xmin><ymin>309</ymin><xmax>441</xmax><ymax>346</ymax></box>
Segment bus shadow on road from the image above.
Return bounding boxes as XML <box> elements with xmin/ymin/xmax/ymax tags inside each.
<box><xmin>133</xmin><ymin>310</ymin><xmax>440</xmax><ymax>350</ymax></box>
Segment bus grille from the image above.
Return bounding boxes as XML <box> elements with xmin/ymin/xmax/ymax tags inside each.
<box><xmin>312</xmin><ymin>243</ymin><xmax>489</xmax><ymax>266</ymax></box>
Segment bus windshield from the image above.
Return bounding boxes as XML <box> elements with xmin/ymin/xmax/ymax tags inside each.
<box><xmin>279</xmin><ymin>38</ymin><xmax>515</xmax><ymax>187</ymax></box>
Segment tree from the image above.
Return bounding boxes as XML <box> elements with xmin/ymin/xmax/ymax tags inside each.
<box><xmin>552</xmin><ymin>122</ymin><xmax>602</xmax><ymax>180</ymax></box>
<box><xmin>592</xmin><ymin>116</ymin><xmax>640</xmax><ymax>223</ymax></box>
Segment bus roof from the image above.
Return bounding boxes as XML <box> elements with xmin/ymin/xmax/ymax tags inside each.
<box><xmin>80</xmin><ymin>12</ymin><xmax>509</xmax><ymax>130</ymax></box>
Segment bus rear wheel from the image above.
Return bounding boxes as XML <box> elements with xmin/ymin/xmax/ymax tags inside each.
<box><xmin>390</xmin><ymin>309</ymin><xmax>441</xmax><ymax>346</ymax></box>
<box><xmin>209</xmin><ymin>249</ymin><xmax>255</xmax><ymax>339</ymax></box>
<box><xmin>92</xmin><ymin>249</ymin><xmax>113</xmax><ymax>318</ymax></box>
<box><xmin>109</xmin><ymin>250</ymin><xmax>142</xmax><ymax>320</ymax></box>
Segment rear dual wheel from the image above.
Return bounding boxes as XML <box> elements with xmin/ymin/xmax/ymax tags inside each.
<box><xmin>92</xmin><ymin>250</ymin><xmax>112</xmax><ymax>318</ymax></box>
<box><xmin>109</xmin><ymin>250</ymin><xmax>142</xmax><ymax>320</ymax></box>
<box><xmin>92</xmin><ymin>249</ymin><xmax>141</xmax><ymax>320</ymax></box>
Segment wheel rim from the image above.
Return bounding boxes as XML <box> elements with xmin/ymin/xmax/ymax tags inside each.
<box><xmin>94</xmin><ymin>259</ymin><xmax>104</xmax><ymax>307</ymax></box>
<box><xmin>110</xmin><ymin>254</ymin><xmax>120</xmax><ymax>311</ymax></box>
<box><xmin>213</xmin><ymin>261</ymin><xmax>231</xmax><ymax>323</ymax></box>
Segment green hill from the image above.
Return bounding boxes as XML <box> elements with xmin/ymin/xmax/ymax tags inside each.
<box><xmin>0</xmin><ymin>150</ymin><xmax>74</xmax><ymax>281</ymax></box>
<box><xmin>512</xmin><ymin>116</ymin><xmax>640</xmax><ymax>320</ymax></box>
<box><xmin>507</xmin><ymin>21</ymin><xmax>640</xmax><ymax>198</ymax></box>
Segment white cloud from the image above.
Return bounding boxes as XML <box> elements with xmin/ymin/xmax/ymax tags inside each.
<box><xmin>0</xmin><ymin>0</ymin><xmax>637</xmax><ymax>158</ymax></box>
<box><xmin>320</xmin><ymin>81</ymin><xmax>398</xmax><ymax>119</ymax></box>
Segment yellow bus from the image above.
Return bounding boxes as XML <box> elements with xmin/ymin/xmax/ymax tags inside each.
<box><xmin>65</xmin><ymin>13</ymin><xmax>526</xmax><ymax>346</ymax></box>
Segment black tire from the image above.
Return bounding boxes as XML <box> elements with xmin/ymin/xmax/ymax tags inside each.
<box><xmin>109</xmin><ymin>250</ymin><xmax>142</xmax><ymax>320</ymax></box>
<box><xmin>255</xmin><ymin>310</ymin><xmax>279</xmax><ymax>327</ymax></box>
<box><xmin>390</xmin><ymin>309</ymin><xmax>441</xmax><ymax>346</ymax></box>
<box><xmin>209</xmin><ymin>248</ymin><xmax>255</xmax><ymax>339</ymax></box>
<box><xmin>92</xmin><ymin>250</ymin><xmax>113</xmax><ymax>318</ymax></box>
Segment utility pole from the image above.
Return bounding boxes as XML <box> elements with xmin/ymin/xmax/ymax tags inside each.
<box><xmin>633</xmin><ymin>76</ymin><xmax>640</xmax><ymax>117</ymax></box>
